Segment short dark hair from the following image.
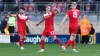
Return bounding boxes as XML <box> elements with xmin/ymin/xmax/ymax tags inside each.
<box><xmin>20</xmin><ymin>7</ymin><xmax>25</xmax><ymax>10</ymax></box>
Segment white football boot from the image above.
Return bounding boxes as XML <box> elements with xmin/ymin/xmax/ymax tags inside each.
<box><xmin>72</xmin><ymin>49</ymin><xmax>79</xmax><ymax>53</ymax></box>
<box><xmin>61</xmin><ymin>46</ymin><xmax>66</xmax><ymax>52</ymax></box>
<box><xmin>38</xmin><ymin>49</ymin><xmax>44</xmax><ymax>53</ymax></box>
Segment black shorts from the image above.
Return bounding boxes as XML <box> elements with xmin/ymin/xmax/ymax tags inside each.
<box><xmin>8</xmin><ymin>26</ymin><xmax>15</xmax><ymax>33</ymax></box>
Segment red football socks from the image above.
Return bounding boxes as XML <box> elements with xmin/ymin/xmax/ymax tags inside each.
<box><xmin>41</xmin><ymin>40</ymin><xmax>45</xmax><ymax>49</ymax></box>
<box><xmin>65</xmin><ymin>40</ymin><xmax>72</xmax><ymax>48</ymax></box>
<box><xmin>65</xmin><ymin>40</ymin><xmax>76</xmax><ymax>49</ymax></box>
<box><xmin>19</xmin><ymin>39</ymin><xmax>23</xmax><ymax>47</ymax></box>
<box><xmin>55</xmin><ymin>38</ymin><xmax>63</xmax><ymax>46</ymax></box>
<box><xmin>72</xmin><ymin>40</ymin><xmax>76</xmax><ymax>49</ymax></box>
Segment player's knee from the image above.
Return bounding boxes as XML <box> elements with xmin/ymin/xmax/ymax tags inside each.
<box><xmin>20</xmin><ymin>37</ymin><xmax>23</xmax><ymax>39</ymax></box>
<box><xmin>19</xmin><ymin>35</ymin><xmax>23</xmax><ymax>38</ymax></box>
<box><xmin>23</xmin><ymin>37</ymin><xmax>26</xmax><ymax>40</ymax></box>
<box><xmin>71</xmin><ymin>33</ymin><xmax>76</xmax><ymax>37</ymax></box>
<box><xmin>70</xmin><ymin>35</ymin><xmax>76</xmax><ymax>40</ymax></box>
<box><xmin>41</xmin><ymin>36</ymin><xmax>45</xmax><ymax>40</ymax></box>
<box><xmin>52</xmin><ymin>36</ymin><xmax>57</xmax><ymax>40</ymax></box>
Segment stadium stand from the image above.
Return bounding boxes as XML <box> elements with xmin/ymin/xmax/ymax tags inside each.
<box><xmin>0</xmin><ymin>0</ymin><xmax>100</xmax><ymax>34</ymax></box>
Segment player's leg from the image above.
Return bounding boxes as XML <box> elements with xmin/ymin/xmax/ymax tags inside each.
<box><xmin>52</xmin><ymin>36</ymin><xmax>63</xmax><ymax>46</ymax></box>
<box><xmin>23</xmin><ymin>31</ymin><xmax>27</xmax><ymax>42</ymax></box>
<box><xmin>65</xmin><ymin>34</ymin><xmax>75</xmax><ymax>49</ymax></box>
<box><xmin>18</xmin><ymin>35</ymin><xmax>25</xmax><ymax>50</ymax></box>
<box><xmin>52</xmin><ymin>36</ymin><xmax>66</xmax><ymax>52</ymax></box>
<box><xmin>16</xmin><ymin>30</ymin><xmax>26</xmax><ymax>50</ymax></box>
<box><xmin>65</xmin><ymin>27</ymin><xmax>78</xmax><ymax>52</ymax></box>
<box><xmin>38</xmin><ymin>29</ymin><xmax>47</xmax><ymax>52</ymax></box>
<box><xmin>65</xmin><ymin>33</ymin><xmax>78</xmax><ymax>52</ymax></box>
<box><xmin>20</xmin><ymin>30</ymin><xmax>27</xmax><ymax>50</ymax></box>
<box><xmin>50</xmin><ymin>30</ymin><xmax>66</xmax><ymax>52</ymax></box>
<box><xmin>38</xmin><ymin>36</ymin><xmax>46</xmax><ymax>52</ymax></box>
<box><xmin>71</xmin><ymin>35</ymin><xmax>78</xmax><ymax>52</ymax></box>
<box><xmin>49</xmin><ymin>30</ymin><xmax>63</xmax><ymax>46</ymax></box>
<box><xmin>71</xmin><ymin>28</ymin><xmax>79</xmax><ymax>52</ymax></box>
<box><xmin>65</xmin><ymin>27</ymin><xmax>74</xmax><ymax>49</ymax></box>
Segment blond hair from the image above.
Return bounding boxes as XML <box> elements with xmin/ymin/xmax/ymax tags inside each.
<box><xmin>72</xmin><ymin>2</ymin><xmax>77</xmax><ymax>7</ymax></box>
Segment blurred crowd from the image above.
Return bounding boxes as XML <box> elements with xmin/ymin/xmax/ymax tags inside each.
<box><xmin>0</xmin><ymin>0</ymin><xmax>99</xmax><ymax>13</ymax></box>
<box><xmin>0</xmin><ymin>0</ymin><xmax>35</xmax><ymax>12</ymax></box>
<box><xmin>0</xmin><ymin>0</ymin><xmax>99</xmax><ymax>34</ymax></box>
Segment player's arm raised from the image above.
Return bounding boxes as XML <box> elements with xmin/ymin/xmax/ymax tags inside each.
<box><xmin>54</xmin><ymin>7</ymin><xmax>60</xmax><ymax>14</ymax></box>
<box><xmin>60</xmin><ymin>14</ymin><xmax>68</xmax><ymax>27</ymax></box>
<box><xmin>36</xmin><ymin>19</ymin><xmax>45</xmax><ymax>26</ymax></box>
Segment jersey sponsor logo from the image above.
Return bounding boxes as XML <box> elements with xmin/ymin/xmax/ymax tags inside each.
<box><xmin>18</xmin><ymin>14</ymin><xmax>28</xmax><ymax>20</ymax></box>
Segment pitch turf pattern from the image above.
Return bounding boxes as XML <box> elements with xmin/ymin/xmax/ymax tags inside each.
<box><xmin>0</xmin><ymin>44</ymin><xmax>100</xmax><ymax>56</ymax></box>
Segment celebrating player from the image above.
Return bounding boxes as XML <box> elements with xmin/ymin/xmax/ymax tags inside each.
<box><xmin>16</xmin><ymin>8</ymin><xmax>34</xmax><ymax>50</ymax></box>
<box><xmin>36</xmin><ymin>5</ymin><xmax>65</xmax><ymax>52</ymax></box>
<box><xmin>60</xmin><ymin>2</ymin><xmax>81</xmax><ymax>52</ymax></box>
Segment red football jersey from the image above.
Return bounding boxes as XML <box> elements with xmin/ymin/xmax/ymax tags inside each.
<box><xmin>43</xmin><ymin>12</ymin><xmax>55</xmax><ymax>29</ymax></box>
<box><xmin>16</xmin><ymin>14</ymin><xmax>29</xmax><ymax>30</ymax></box>
<box><xmin>67</xmin><ymin>9</ymin><xmax>80</xmax><ymax>26</ymax></box>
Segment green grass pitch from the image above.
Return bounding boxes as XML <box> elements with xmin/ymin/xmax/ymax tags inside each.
<box><xmin>0</xmin><ymin>44</ymin><xmax>100</xmax><ymax>56</ymax></box>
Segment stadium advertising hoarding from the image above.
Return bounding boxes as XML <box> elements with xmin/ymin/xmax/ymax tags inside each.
<box><xmin>0</xmin><ymin>35</ymin><xmax>10</xmax><ymax>43</ymax></box>
<box><xmin>0</xmin><ymin>34</ymin><xmax>97</xmax><ymax>44</ymax></box>
<box><xmin>15</xmin><ymin>34</ymin><xmax>96</xmax><ymax>44</ymax></box>
<box><xmin>96</xmin><ymin>33</ymin><xmax>100</xmax><ymax>44</ymax></box>
<box><xmin>23</xmin><ymin>34</ymin><xmax>80</xmax><ymax>44</ymax></box>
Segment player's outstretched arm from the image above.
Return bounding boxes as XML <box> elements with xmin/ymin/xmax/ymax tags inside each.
<box><xmin>36</xmin><ymin>19</ymin><xmax>44</xmax><ymax>26</ymax></box>
<box><xmin>60</xmin><ymin>14</ymin><xmax>68</xmax><ymax>27</ymax></box>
